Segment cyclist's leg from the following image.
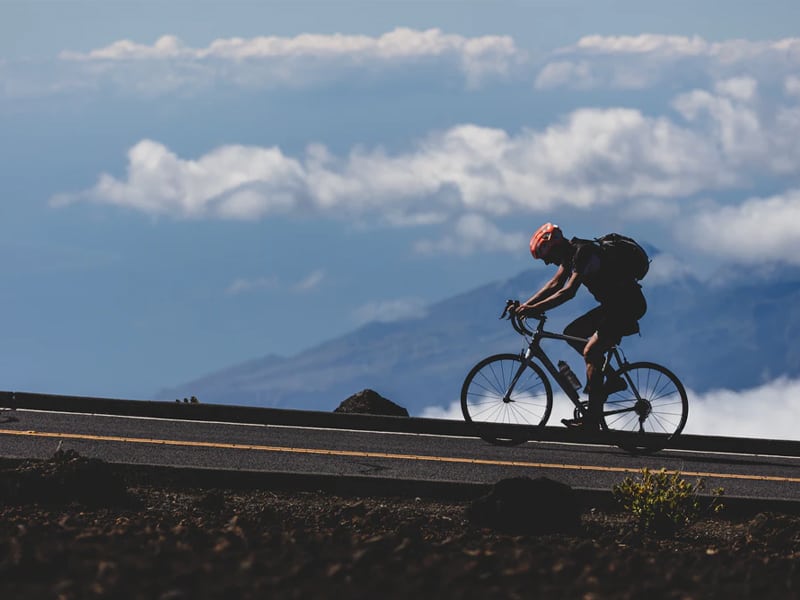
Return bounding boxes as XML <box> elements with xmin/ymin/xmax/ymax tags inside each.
<box><xmin>600</xmin><ymin>291</ymin><xmax>647</xmax><ymax>389</ymax></box>
<box><xmin>563</xmin><ymin>306</ymin><xmax>603</xmax><ymax>354</ymax></box>
<box><xmin>583</xmin><ymin>332</ymin><xmax>615</xmax><ymax>428</ymax></box>
<box><xmin>561</xmin><ymin>307</ymin><xmax>605</xmax><ymax>428</ymax></box>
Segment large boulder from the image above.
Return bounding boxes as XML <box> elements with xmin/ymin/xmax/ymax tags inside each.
<box><xmin>334</xmin><ymin>389</ymin><xmax>409</xmax><ymax>417</ymax></box>
<box><xmin>467</xmin><ymin>477</ymin><xmax>580</xmax><ymax>535</ymax></box>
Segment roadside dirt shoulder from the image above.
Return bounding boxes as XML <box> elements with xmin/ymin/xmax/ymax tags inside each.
<box><xmin>2</xmin><ymin>483</ymin><xmax>799</xmax><ymax>599</ymax></box>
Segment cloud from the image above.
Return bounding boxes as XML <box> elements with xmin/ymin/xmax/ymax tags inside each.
<box><xmin>644</xmin><ymin>253</ymin><xmax>697</xmax><ymax>285</ymax></box>
<box><xmin>52</xmin><ymin>139</ymin><xmax>308</xmax><ymax>219</ymax></box>
<box><xmin>414</xmin><ymin>214</ymin><xmax>526</xmax><ymax>256</ymax></box>
<box><xmin>685</xmin><ymin>377</ymin><xmax>800</xmax><ymax>440</ymax></box>
<box><xmin>536</xmin><ymin>34</ymin><xmax>800</xmax><ymax>91</ymax></box>
<box><xmin>293</xmin><ymin>270</ymin><xmax>325</xmax><ymax>292</ymax></box>
<box><xmin>672</xmin><ymin>78</ymin><xmax>771</xmax><ymax>169</ymax></box>
<box><xmin>226</xmin><ymin>270</ymin><xmax>324</xmax><ymax>296</ymax></box>
<box><xmin>226</xmin><ymin>276</ymin><xmax>278</xmax><ymax>296</ymax></box>
<box><xmin>54</xmin><ymin>79</ymin><xmax>800</xmax><ymax>274</ymax></box>
<box><xmin>55</xmin><ymin>29</ymin><xmax>522</xmax><ymax>90</ymax></box>
<box><xmin>352</xmin><ymin>298</ymin><xmax>428</xmax><ymax>325</ymax></box>
<box><xmin>9</xmin><ymin>32</ymin><xmax>800</xmax><ymax>101</ymax></box>
<box><xmin>681</xmin><ymin>188</ymin><xmax>800</xmax><ymax>265</ymax></box>
<box><xmin>421</xmin><ymin>377</ymin><xmax>800</xmax><ymax>441</ymax></box>
<box><xmin>51</xmin><ymin>107</ymin><xmax>739</xmax><ymax>221</ymax></box>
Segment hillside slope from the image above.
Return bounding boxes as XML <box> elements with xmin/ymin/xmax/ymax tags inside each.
<box><xmin>158</xmin><ymin>267</ymin><xmax>800</xmax><ymax>414</ymax></box>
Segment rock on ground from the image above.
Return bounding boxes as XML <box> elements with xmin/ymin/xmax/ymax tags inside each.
<box><xmin>334</xmin><ymin>389</ymin><xmax>409</xmax><ymax>417</ymax></box>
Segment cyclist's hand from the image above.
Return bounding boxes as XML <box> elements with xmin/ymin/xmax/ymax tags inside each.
<box><xmin>518</xmin><ymin>305</ymin><xmax>544</xmax><ymax>319</ymax></box>
<box><xmin>500</xmin><ymin>299</ymin><xmax>519</xmax><ymax>320</ymax></box>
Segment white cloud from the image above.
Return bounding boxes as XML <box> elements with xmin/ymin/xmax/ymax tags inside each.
<box><xmin>352</xmin><ymin>298</ymin><xmax>429</xmax><ymax>325</ymax></box>
<box><xmin>422</xmin><ymin>377</ymin><xmax>800</xmax><ymax>441</ymax></box>
<box><xmin>9</xmin><ymin>32</ymin><xmax>800</xmax><ymax>100</ymax></box>
<box><xmin>537</xmin><ymin>34</ymin><xmax>800</xmax><ymax>91</ymax></box>
<box><xmin>414</xmin><ymin>214</ymin><xmax>526</xmax><ymax>256</ymax></box>
<box><xmin>682</xmin><ymin>188</ymin><xmax>800</xmax><ymax>265</ymax></box>
<box><xmin>535</xmin><ymin>60</ymin><xmax>597</xmax><ymax>90</ymax></box>
<box><xmin>672</xmin><ymin>78</ymin><xmax>774</xmax><ymax>169</ymax></box>
<box><xmin>226</xmin><ymin>276</ymin><xmax>278</xmax><ymax>296</ymax></box>
<box><xmin>293</xmin><ymin>269</ymin><xmax>325</xmax><ymax>292</ymax></box>
<box><xmin>51</xmin><ymin>108</ymin><xmax>737</xmax><ymax>221</ymax></box>
<box><xmin>52</xmin><ymin>139</ymin><xmax>307</xmax><ymax>219</ymax></box>
<box><xmin>56</xmin><ymin>29</ymin><xmax>522</xmax><ymax>90</ymax></box>
<box><xmin>54</xmin><ymin>81</ymin><xmax>800</xmax><ymax>274</ymax></box>
<box><xmin>644</xmin><ymin>253</ymin><xmax>697</xmax><ymax>285</ymax></box>
<box><xmin>574</xmin><ymin>34</ymin><xmax>711</xmax><ymax>56</ymax></box>
<box><xmin>685</xmin><ymin>378</ymin><xmax>800</xmax><ymax>440</ymax></box>
<box><xmin>62</xmin><ymin>35</ymin><xmax>189</xmax><ymax>60</ymax></box>
<box><xmin>226</xmin><ymin>270</ymin><xmax>324</xmax><ymax>296</ymax></box>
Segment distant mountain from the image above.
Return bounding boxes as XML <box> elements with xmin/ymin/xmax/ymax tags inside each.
<box><xmin>157</xmin><ymin>267</ymin><xmax>800</xmax><ymax>414</ymax></box>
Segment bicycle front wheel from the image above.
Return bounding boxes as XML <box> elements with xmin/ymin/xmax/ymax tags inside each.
<box><xmin>461</xmin><ymin>353</ymin><xmax>553</xmax><ymax>446</ymax></box>
<box><xmin>602</xmin><ymin>361</ymin><xmax>688</xmax><ymax>453</ymax></box>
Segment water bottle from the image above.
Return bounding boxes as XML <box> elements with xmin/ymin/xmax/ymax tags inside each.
<box><xmin>558</xmin><ymin>360</ymin><xmax>582</xmax><ymax>392</ymax></box>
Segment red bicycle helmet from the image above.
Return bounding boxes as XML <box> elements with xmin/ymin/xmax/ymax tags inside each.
<box><xmin>529</xmin><ymin>222</ymin><xmax>565</xmax><ymax>260</ymax></box>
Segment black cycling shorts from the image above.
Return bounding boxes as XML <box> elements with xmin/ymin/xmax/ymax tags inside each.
<box><xmin>564</xmin><ymin>288</ymin><xmax>646</xmax><ymax>347</ymax></box>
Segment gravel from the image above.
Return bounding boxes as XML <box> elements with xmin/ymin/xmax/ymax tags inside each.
<box><xmin>1</xmin><ymin>452</ymin><xmax>798</xmax><ymax>599</ymax></box>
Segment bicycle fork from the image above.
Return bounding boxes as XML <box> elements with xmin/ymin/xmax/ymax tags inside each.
<box><xmin>502</xmin><ymin>349</ymin><xmax>532</xmax><ymax>402</ymax></box>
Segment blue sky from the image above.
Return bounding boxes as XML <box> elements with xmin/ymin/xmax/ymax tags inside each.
<box><xmin>2</xmin><ymin>0</ymin><xmax>800</xmax><ymax>400</ymax></box>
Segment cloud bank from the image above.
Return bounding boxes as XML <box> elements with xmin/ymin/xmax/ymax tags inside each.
<box><xmin>536</xmin><ymin>34</ymin><xmax>800</xmax><ymax>90</ymax></box>
<box><xmin>6</xmin><ymin>32</ymin><xmax>800</xmax><ymax>101</ymax></box>
<box><xmin>683</xmin><ymin>189</ymin><xmax>800</xmax><ymax>265</ymax></box>
<box><xmin>55</xmin><ymin>28</ymin><xmax>521</xmax><ymax>90</ymax></box>
<box><xmin>40</xmin><ymin>32</ymin><xmax>800</xmax><ymax>268</ymax></box>
<box><xmin>53</xmin><ymin>77</ymin><xmax>800</xmax><ymax>261</ymax></box>
<box><xmin>57</xmin><ymin>111</ymin><xmax>723</xmax><ymax>219</ymax></box>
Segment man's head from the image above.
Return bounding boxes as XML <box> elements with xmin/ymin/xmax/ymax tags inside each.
<box><xmin>530</xmin><ymin>223</ymin><xmax>568</xmax><ymax>265</ymax></box>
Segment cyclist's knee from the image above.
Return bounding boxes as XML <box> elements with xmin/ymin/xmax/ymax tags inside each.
<box><xmin>582</xmin><ymin>334</ymin><xmax>603</xmax><ymax>364</ymax></box>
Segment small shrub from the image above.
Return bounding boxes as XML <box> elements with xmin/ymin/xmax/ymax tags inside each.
<box><xmin>613</xmin><ymin>468</ymin><xmax>724</xmax><ymax>535</ymax></box>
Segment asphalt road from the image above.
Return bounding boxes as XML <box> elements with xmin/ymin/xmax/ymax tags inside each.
<box><xmin>1</xmin><ymin>407</ymin><xmax>799</xmax><ymax>501</ymax></box>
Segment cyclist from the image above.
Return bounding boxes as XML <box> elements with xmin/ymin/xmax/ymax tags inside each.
<box><xmin>515</xmin><ymin>223</ymin><xmax>646</xmax><ymax>430</ymax></box>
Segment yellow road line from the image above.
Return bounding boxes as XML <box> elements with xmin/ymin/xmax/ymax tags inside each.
<box><xmin>1</xmin><ymin>428</ymin><xmax>799</xmax><ymax>484</ymax></box>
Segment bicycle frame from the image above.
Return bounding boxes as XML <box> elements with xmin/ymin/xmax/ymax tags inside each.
<box><xmin>510</xmin><ymin>314</ymin><xmax>632</xmax><ymax>414</ymax></box>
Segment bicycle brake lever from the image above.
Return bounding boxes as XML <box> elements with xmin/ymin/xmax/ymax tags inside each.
<box><xmin>500</xmin><ymin>299</ymin><xmax>518</xmax><ymax>320</ymax></box>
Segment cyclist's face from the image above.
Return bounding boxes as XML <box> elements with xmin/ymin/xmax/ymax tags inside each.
<box><xmin>543</xmin><ymin>242</ymin><xmax>567</xmax><ymax>265</ymax></box>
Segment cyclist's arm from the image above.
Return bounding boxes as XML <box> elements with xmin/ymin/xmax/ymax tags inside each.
<box><xmin>520</xmin><ymin>265</ymin><xmax>569</xmax><ymax>307</ymax></box>
<box><xmin>522</xmin><ymin>270</ymin><xmax>582</xmax><ymax>314</ymax></box>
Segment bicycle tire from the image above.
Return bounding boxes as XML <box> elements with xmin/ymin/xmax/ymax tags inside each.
<box><xmin>601</xmin><ymin>361</ymin><xmax>688</xmax><ymax>454</ymax></box>
<box><xmin>461</xmin><ymin>353</ymin><xmax>553</xmax><ymax>446</ymax></box>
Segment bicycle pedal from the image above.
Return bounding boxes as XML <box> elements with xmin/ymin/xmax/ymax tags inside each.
<box><xmin>561</xmin><ymin>417</ymin><xmax>600</xmax><ymax>431</ymax></box>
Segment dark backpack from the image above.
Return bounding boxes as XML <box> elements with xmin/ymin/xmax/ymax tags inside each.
<box><xmin>594</xmin><ymin>233</ymin><xmax>650</xmax><ymax>281</ymax></box>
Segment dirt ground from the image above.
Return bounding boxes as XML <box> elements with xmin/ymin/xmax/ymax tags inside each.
<box><xmin>1</xmin><ymin>453</ymin><xmax>799</xmax><ymax>599</ymax></box>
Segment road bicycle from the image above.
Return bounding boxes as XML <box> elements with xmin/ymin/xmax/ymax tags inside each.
<box><xmin>460</xmin><ymin>300</ymin><xmax>688</xmax><ymax>453</ymax></box>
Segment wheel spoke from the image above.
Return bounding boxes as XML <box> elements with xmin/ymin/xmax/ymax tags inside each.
<box><xmin>462</xmin><ymin>355</ymin><xmax>553</xmax><ymax>445</ymax></box>
<box><xmin>600</xmin><ymin>362</ymin><xmax>688</xmax><ymax>453</ymax></box>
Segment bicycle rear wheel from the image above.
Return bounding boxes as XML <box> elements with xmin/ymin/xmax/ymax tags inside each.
<box><xmin>461</xmin><ymin>353</ymin><xmax>553</xmax><ymax>446</ymax></box>
<box><xmin>602</xmin><ymin>361</ymin><xmax>688</xmax><ymax>453</ymax></box>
